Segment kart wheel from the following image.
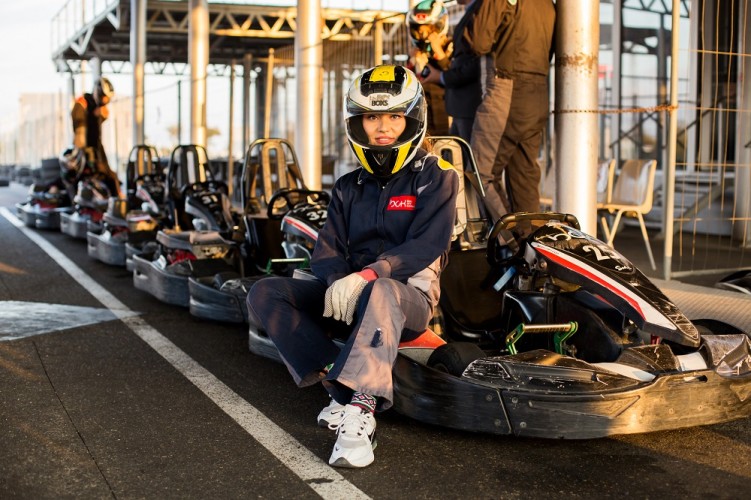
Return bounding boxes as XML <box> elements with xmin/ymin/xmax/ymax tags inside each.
<box><xmin>427</xmin><ymin>342</ymin><xmax>486</xmax><ymax>377</ymax></box>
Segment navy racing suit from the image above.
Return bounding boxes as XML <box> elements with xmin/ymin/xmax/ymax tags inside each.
<box><xmin>247</xmin><ymin>148</ymin><xmax>459</xmax><ymax>409</ymax></box>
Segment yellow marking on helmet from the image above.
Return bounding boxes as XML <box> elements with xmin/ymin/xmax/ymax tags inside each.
<box><xmin>352</xmin><ymin>143</ymin><xmax>374</xmax><ymax>174</ymax></box>
<box><xmin>391</xmin><ymin>143</ymin><xmax>411</xmax><ymax>174</ymax></box>
<box><xmin>370</xmin><ymin>66</ymin><xmax>396</xmax><ymax>82</ymax></box>
<box><xmin>437</xmin><ymin>157</ymin><xmax>455</xmax><ymax>171</ymax></box>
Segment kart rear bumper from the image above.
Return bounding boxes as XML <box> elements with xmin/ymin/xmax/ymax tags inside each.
<box><xmin>15</xmin><ymin>202</ymin><xmax>71</xmax><ymax>230</ymax></box>
<box><xmin>87</xmin><ymin>229</ymin><xmax>127</xmax><ymax>267</ymax></box>
<box><xmin>188</xmin><ymin>276</ymin><xmax>248</xmax><ymax>324</ymax></box>
<box><xmin>61</xmin><ymin>211</ymin><xmax>100</xmax><ymax>239</ymax></box>
<box><xmin>132</xmin><ymin>252</ymin><xmax>190</xmax><ymax>307</ymax></box>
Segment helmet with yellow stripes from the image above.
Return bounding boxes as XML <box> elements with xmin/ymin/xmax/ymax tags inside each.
<box><xmin>344</xmin><ymin>65</ymin><xmax>427</xmax><ymax>179</ymax></box>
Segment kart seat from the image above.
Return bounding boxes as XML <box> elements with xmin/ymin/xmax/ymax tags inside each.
<box><xmin>241</xmin><ymin>139</ymin><xmax>310</xmax><ymax>269</ymax></box>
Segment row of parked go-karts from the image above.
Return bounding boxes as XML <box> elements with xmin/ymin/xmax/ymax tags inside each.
<box><xmin>15</xmin><ymin>137</ymin><xmax>751</xmax><ymax>439</ymax></box>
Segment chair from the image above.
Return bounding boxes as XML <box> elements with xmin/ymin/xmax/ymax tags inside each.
<box><xmin>600</xmin><ymin>159</ymin><xmax>658</xmax><ymax>270</ymax></box>
<box><xmin>595</xmin><ymin>159</ymin><xmax>616</xmax><ymax>239</ymax></box>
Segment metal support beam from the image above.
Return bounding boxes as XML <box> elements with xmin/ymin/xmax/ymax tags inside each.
<box><xmin>663</xmin><ymin>0</ymin><xmax>681</xmax><ymax>278</ymax></box>
<box><xmin>611</xmin><ymin>0</ymin><xmax>622</xmax><ymax>163</ymax></box>
<box><xmin>734</xmin><ymin>0</ymin><xmax>751</xmax><ymax>247</ymax></box>
<box><xmin>554</xmin><ymin>0</ymin><xmax>600</xmax><ymax>235</ymax></box>
<box><xmin>374</xmin><ymin>17</ymin><xmax>383</xmax><ymax>66</ymax></box>
<box><xmin>131</xmin><ymin>0</ymin><xmax>146</xmax><ymax>146</ymax></box>
<box><xmin>242</xmin><ymin>53</ymin><xmax>252</xmax><ymax>153</ymax></box>
<box><xmin>295</xmin><ymin>0</ymin><xmax>323</xmax><ymax>189</ymax></box>
<box><xmin>264</xmin><ymin>49</ymin><xmax>275</xmax><ymax>138</ymax></box>
<box><xmin>189</xmin><ymin>0</ymin><xmax>209</xmax><ymax>147</ymax></box>
<box><xmin>228</xmin><ymin>60</ymin><xmax>236</xmax><ymax>199</ymax></box>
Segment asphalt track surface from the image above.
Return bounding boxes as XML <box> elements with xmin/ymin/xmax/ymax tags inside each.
<box><xmin>1</xmin><ymin>182</ymin><xmax>750</xmax><ymax>499</ymax></box>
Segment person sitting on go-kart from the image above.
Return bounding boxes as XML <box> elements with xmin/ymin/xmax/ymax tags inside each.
<box><xmin>247</xmin><ymin>65</ymin><xmax>459</xmax><ymax>468</ymax></box>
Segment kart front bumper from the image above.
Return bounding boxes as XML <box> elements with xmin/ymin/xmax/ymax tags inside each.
<box><xmin>392</xmin><ymin>349</ymin><xmax>751</xmax><ymax>439</ymax></box>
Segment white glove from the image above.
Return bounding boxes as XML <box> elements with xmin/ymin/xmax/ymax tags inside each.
<box><xmin>323</xmin><ymin>273</ymin><xmax>368</xmax><ymax>325</ymax></box>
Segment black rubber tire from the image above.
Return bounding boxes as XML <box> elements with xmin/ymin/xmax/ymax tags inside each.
<box><xmin>427</xmin><ymin>342</ymin><xmax>486</xmax><ymax>377</ymax></box>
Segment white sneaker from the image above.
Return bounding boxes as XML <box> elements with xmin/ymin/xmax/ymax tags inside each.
<box><xmin>317</xmin><ymin>398</ymin><xmax>346</xmax><ymax>428</ymax></box>
<box><xmin>328</xmin><ymin>404</ymin><xmax>377</xmax><ymax>468</ymax></box>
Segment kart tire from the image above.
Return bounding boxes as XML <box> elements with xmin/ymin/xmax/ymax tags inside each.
<box><xmin>427</xmin><ymin>342</ymin><xmax>486</xmax><ymax>377</ymax></box>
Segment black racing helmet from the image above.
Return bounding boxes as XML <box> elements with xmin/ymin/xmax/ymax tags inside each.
<box><xmin>344</xmin><ymin>65</ymin><xmax>427</xmax><ymax>179</ymax></box>
<box><xmin>407</xmin><ymin>0</ymin><xmax>449</xmax><ymax>52</ymax></box>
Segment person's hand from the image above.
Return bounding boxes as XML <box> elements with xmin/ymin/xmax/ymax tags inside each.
<box><xmin>421</xmin><ymin>67</ymin><xmax>442</xmax><ymax>84</ymax></box>
<box><xmin>428</xmin><ymin>32</ymin><xmax>447</xmax><ymax>61</ymax></box>
<box><xmin>323</xmin><ymin>273</ymin><xmax>369</xmax><ymax>325</ymax></box>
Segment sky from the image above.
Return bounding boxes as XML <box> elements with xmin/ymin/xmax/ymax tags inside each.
<box><xmin>0</xmin><ymin>0</ymin><xmax>411</xmax><ymax>141</ymax></box>
<box><xmin>0</xmin><ymin>1</ymin><xmax>69</xmax><ymax>133</ymax></box>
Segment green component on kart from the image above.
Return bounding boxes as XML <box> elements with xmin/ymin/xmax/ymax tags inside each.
<box><xmin>505</xmin><ymin>321</ymin><xmax>578</xmax><ymax>355</ymax></box>
<box><xmin>264</xmin><ymin>257</ymin><xmax>309</xmax><ymax>275</ymax></box>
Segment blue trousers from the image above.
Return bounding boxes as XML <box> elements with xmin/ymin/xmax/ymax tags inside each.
<box><xmin>246</xmin><ymin>276</ymin><xmax>432</xmax><ymax>410</ymax></box>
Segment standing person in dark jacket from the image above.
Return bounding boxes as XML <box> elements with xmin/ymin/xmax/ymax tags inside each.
<box><xmin>420</xmin><ymin>0</ymin><xmax>483</xmax><ymax>143</ymax></box>
<box><xmin>466</xmin><ymin>0</ymin><xmax>555</xmax><ymax>221</ymax></box>
<box><xmin>71</xmin><ymin>77</ymin><xmax>121</xmax><ymax>196</ymax></box>
<box><xmin>247</xmin><ymin>65</ymin><xmax>459</xmax><ymax>469</ymax></box>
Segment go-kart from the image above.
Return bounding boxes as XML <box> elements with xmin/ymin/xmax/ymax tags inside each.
<box><xmin>60</xmin><ymin>173</ymin><xmax>113</xmax><ymax>240</ymax></box>
<box><xmin>245</xmin><ymin>134</ymin><xmax>751</xmax><ymax>437</ymax></box>
<box><xmin>132</xmin><ymin>144</ymin><xmax>241</xmax><ymax>307</ymax></box>
<box><xmin>15</xmin><ymin>178</ymin><xmax>72</xmax><ymax>230</ymax></box>
<box><xmin>87</xmin><ymin>145</ymin><xmax>166</xmax><ymax>267</ymax></box>
<box><xmin>188</xmin><ymin>138</ymin><xmax>329</xmax><ymax>324</ymax></box>
<box><xmin>15</xmin><ymin>150</ymin><xmax>81</xmax><ymax>230</ymax></box>
<box><xmin>391</xmin><ymin>212</ymin><xmax>751</xmax><ymax>438</ymax></box>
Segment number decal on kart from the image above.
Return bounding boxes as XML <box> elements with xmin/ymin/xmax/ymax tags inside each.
<box><xmin>582</xmin><ymin>244</ymin><xmax>619</xmax><ymax>262</ymax></box>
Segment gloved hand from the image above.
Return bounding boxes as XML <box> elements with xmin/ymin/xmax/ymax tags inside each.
<box><xmin>323</xmin><ymin>272</ymin><xmax>369</xmax><ymax>325</ymax></box>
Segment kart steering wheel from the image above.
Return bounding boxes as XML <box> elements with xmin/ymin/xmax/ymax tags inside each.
<box><xmin>486</xmin><ymin>212</ymin><xmax>582</xmax><ymax>267</ymax></box>
<box><xmin>180</xmin><ymin>180</ymin><xmax>228</xmax><ymax>198</ymax></box>
<box><xmin>267</xmin><ymin>188</ymin><xmax>330</xmax><ymax>220</ymax></box>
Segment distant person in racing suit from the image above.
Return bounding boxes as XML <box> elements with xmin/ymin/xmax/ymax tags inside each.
<box><xmin>70</xmin><ymin>77</ymin><xmax>121</xmax><ymax>196</ymax></box>
<box><xmin>247</xmin><ymin>65</ymin><xmax>459</xmax><ymax>469</ymax></box>
<box><xmin>407</xmin><ymin>0</ymin><xmax>451</xmax><ymax>135</ymax></box>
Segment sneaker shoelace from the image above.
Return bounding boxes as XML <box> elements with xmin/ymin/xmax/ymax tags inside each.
<box><xmin>328</xmin><ymin>411</ymin><xmax>371</xmax><ymax>438</ymax></box>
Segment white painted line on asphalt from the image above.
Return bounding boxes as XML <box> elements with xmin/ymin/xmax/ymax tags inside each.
<box><xmin>1</xmin><ymin>207</ymin><xmax>370</xmax><ymax>500</ymax></box>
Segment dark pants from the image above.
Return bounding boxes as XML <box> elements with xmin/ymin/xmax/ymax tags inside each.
<box><xmin>450</xmin><ymin>117</ymin><xmax>475</xmax><ymax>144</ymax></box>
<box><xmin>246</xmin><ymin>276</ymin><xmax>432</xmax><ymax>410</ymax></box>
<box><xmin>471</xmin><ymin>73</ymin><xmax>549</xmax><ymax>220</ymax></box>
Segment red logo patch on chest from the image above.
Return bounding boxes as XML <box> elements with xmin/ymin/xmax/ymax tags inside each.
<box><xmin>387</xmin><ymin>195</ymin><xmax>417</xmax><ymax>211</ymax></box>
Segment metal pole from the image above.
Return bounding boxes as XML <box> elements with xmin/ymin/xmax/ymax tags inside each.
<box><xmin>177</xmin><ymin>80</ymin><xmax>182</xmax><ymax>144</ymax></box>
<box><xmin>734</xmin><ymin>0</ymin><xmax>751</xmax><ymax>247</ymax></box>
<box><xmin>189</xmin><ymin>0</ymin><xmax>208</xmax><ymax>147</ymax></box>
<box><xmin>131</xmin><ymin>0</ymin><xmax>146</xmax><ymax>146</ymax></box>
<box><xmin>611</xmin><ymin>0</ymin><xmax>622</xmax><ymax>163</ymax></box>
<box><xmin>242</xmin><ymin>54</ymin><xmax>252</xmax><ymax>153</ymax></box>
<box><xmin>295</xmin><ymin>0</ymin><xmax>323</xmax><ymax>189</ymax></box>
<box><xmin>554</xmin><ymin>0</ymin><xmax>600</xmax><ymax>235</ymax></box>
<box><xmin>374</xmin><ymin>17</ymin><xmax>383</xmax><ymax>66</ymax></box>
<box><xmin>264</xmin><ymin>48</ymin><xmax>275</xmax><ymax>138</ymax></box>
<box><xmin>663</xmin><ymin>0</ymin><xmax>681</xmax><ymax>279</ymax></box>
<box><xmin>228</xmin><ymin>60</ymin><xmax>236</xmax><ymax>199</ymax></box>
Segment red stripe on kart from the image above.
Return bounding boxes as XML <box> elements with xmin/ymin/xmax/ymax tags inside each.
<box><xmin>533</xmin><ymin>244</ymin><xmax>646</xmax><ymax>321</ymax></box>
<box><xmin>284</xmin><ymin>217</ymin><xmax>318</xmax><ymax>241</ymax></box>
